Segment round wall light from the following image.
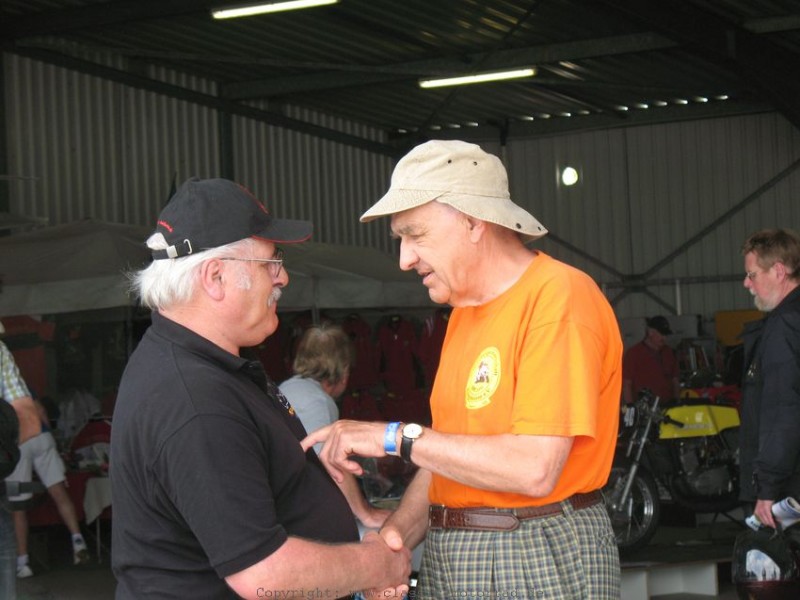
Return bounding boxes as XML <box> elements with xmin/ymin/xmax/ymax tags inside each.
<box><xmin>561</xmin><ymin>166</ymin><xmax>579</xmax><ymax>186</ymax></box>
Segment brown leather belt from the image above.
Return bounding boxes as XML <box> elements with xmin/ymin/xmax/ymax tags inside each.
<box><xmin>428</xmin><ymin>490</ymin><xmax>604</xmax><ymax>532</ymax></box>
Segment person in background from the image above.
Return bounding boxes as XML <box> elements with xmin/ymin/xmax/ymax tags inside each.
<box><xmin>280</xmin><ymin>323</ymin><xmax>390</xmax><ymax>529</ymax></box>
<box><xmin>622</xmin><ymin>315</ymin><xmax>681</xmax><ymax>405</ymax></box>
<box><xmin>738</xmin><ymin>228</ymin><xmax>800</xmax><ymax>529</ymax></box>
<box><xmin>111</xmin><ymin>177</ymin><xmax>409</xmax><ymax>599</ymax></box>
<box><xmin>1</xmin><ymin>337</ymin><xmax>88</xmax><ymax>579</ymax></box>
<box><xmin>0</xmin><ymin>321</ymin><xmax>19</xmax><ymax>598</ymax></box>
<box><xmin>304</xmin><ymin>139</ymin><xmax>623</xmax><ymax>599</ymax></box>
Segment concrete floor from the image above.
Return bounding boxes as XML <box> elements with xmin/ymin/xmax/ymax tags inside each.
<box><xmin>621</xmin><ymin>509</ymin><xmax>743</xmax><ymax>600</ymax></box>
<box><xmin>18</xmin><ymin>564</ymin><xmax>116</xmax><ymax>600</ymax></box>
<box><xmin>16</xmin><ymin>522</ymin><xmax>115</xmax><ymax>600</ymax></box>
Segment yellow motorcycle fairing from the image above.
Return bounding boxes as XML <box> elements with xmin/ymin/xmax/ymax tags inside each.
<box><xmin>659</xmin><ymin>404</ymin><xmax>740</xmax><ymax>439</ymax></box>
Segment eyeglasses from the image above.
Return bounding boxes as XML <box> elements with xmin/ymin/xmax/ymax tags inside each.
<box><xmin>222</xmin><ymin>248</ymin><xmax>284</xmax><ymax>278</ymax></box>
<box><xmin>745</xmin><ymin>270</ymin><xmax>759</xmax><ymax>281</ymax></box>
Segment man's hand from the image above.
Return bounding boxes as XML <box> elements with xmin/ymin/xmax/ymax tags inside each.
<box><xmin>358</xmin><ymin>531</ymin><xmax>411</xmax><ymax>598</ymax></box>
<box><xmin>755</xmin><ymin>499</ymin><xmax>776</xmax><ymax>529</ymax></box>
<box><xmin>379</xmin><ymin>525</ymin><xmax>404</xmax><ymax>552</ymax></box>
<box><xmin>301</xmin><ymin>420</ymin><xmax>388</xmax><ymax>482</ymax></box>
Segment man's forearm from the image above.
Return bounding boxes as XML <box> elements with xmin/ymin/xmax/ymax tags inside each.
<box><xmin>337</xmin><ymin>472</ymin><xmax>390</xmax><ymax>529</ymax></box>
<box><xmin>382</xmin><ymin>469</ymin><xmax>432</xmax><ymax>550</ymax></box>
<box><xmin>226</xmin><ymin>534</ymin><xmax>410</xmax><ymax>600</ymax></box>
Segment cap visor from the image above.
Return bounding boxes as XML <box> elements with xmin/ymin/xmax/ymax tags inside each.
<box><xmin>256</xmin><ymin>218</ymin><xmax>313</xmax><ymax>244</ymax></box>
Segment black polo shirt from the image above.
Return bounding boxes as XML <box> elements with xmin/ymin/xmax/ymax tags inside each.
<box><xmin>111</xmin><ymin>313</ymin><xmax>358</xmax><ymax>599</ymax></box>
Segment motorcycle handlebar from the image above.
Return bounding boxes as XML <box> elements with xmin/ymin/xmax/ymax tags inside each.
<box><xmin>662</xmin><ymin>415</ymin><xmax>685</xmax><ymax>428</ymax></box>
<box><xmin>636</xmin><ymin>392</ymin><xmax>685</xmax><ymax>428</ymax></box>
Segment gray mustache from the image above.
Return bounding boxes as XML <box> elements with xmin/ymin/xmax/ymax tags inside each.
<box><xmin>268</xmin><ymin>287</ymin><xmax>282</xmax><ymax>307</ymax></box>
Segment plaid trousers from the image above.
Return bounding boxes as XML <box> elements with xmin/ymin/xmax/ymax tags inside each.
<box><xmin>416</xmin><ymin>502</ymin><xmax>620</xmax><ymax>600</ymax></box>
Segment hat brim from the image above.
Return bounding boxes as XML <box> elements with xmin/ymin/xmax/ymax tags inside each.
<box><xmin>360</xmin><ymin>188</ymin><xmax>447</xmax><ymax>222</ymax></box>
<box><xmin>254</xmin><ymin>217</ymin><xmax>313</xmax><ymax>245</ymax></box>
<box><xmin>361</xmin><ymin>188</ymin><xmax>548</xmax><ymax>243</ymax></box>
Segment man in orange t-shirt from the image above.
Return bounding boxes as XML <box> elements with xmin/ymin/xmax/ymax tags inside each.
<box><xmin>305</xmin><ymin>140</ymin><xmax>623</xmax><ymax>599</ymax></box>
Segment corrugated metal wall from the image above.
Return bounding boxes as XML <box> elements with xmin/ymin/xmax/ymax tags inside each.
<box><xmin>506</xmin><ymin>114</ymin><xmax>800</xmax><ymax>319</ymax></box>
<box><xmin>4</xmin><ymin>54</ymin><xmax>394</xmax><ymax>252</ymax></box>
<box><xmin>234</xmin><ymin>105</ymin><xmax>394</xmax><ymax>252</ymax></box>
<box><xmin>5</xmin><ymin>54</ymin><xmax>222</xmax><ymax>226</ymax></box>
<box><xmin>5</xmin><ymin>53</ymin><xmax>800</xmax><ymax>321</ymax></box>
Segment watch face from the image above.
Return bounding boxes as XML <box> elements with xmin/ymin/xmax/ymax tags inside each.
<box><xmin>404</xmin><ymin>423</ymin><xmax>423</xmax><ymax>439</ymax></box>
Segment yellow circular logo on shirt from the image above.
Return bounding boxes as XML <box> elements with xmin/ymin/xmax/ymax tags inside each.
<box><xmin>465</xmin><ymin>347</ymin><xmax>501</xmax><ymax>409</ymax></box>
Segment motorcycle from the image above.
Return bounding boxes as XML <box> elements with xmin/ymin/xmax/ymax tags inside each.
<box><xmin>604</xmin><ymin>389</ymin><xmax>741</xmax><ymax>553</ymax></box>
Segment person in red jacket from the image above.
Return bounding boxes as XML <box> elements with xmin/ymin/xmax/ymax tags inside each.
<box><xmin>622</xmin><ymin>315</ymin><xmax>681</xmax><ymax>405</ymax></box>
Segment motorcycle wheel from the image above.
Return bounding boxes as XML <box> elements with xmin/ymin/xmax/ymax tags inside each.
<box><xmin>604</xmin><ymin>460</ymin><xmax>661</xmax><ymax>554</ymax></box>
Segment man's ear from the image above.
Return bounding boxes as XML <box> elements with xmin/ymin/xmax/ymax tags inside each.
<box><xmin>464</xmin><ymin>216</ymin><xmax>486</xmax><ymax>243</ymax></box>
<box><xmin>199</xmin><ymin>259</ymin><xmax>226</xmax><ymax>301</ymax></box>
<box><xmin>773</xmin><ymin>261</ymin><xmax>788</xmax><ymax>281</ymax></box>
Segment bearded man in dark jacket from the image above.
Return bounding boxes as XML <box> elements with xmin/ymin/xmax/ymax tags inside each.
<box><xmin>738</xmin><ymin>228</ymin><xmax>800</xmax><ymax>529</ymax></box>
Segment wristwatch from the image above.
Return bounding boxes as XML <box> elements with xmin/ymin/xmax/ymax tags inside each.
<box><xmin>400</xmin><ymin>423</ymin><xmax>424</xmax><ymax>462</ymax></box>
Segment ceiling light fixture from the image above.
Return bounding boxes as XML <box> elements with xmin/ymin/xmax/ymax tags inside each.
<box><xmin>212</xmin><ymin>0</ymin><xmax>338</xmax><ymax>20</ymax></box>
<box><xmin>419</xmin><ymin>67</ymin><xmax>536</xmax><ymax>89</ymax></box>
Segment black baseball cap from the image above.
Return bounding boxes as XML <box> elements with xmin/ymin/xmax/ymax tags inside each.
<box><xmin>646</xmin><ymin>315</ymin><xmax>673</xmax><ymax>336</ymax></box>
<box><xmin>151</xmin><ymin>177</ymin><xmax>312</xmax><ymax>260</ymax></box>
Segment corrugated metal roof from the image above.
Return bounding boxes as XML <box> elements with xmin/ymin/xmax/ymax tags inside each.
<box><xmin>2</xmin><ymin>0</ymin><xmax>799</xmax><ymax>150</ymax></box>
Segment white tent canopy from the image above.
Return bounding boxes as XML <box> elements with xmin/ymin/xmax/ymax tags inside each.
<box><xmin>0</xmin><ymin>220</ymin><xmax>432</xmax><ymax>317</ymax></box>
<box><xmin>0</xmin><ymin>220</ymin><xmax>151</xmax><ymax>317</ymax></box>
<box><xmin>281</xmin><ymin>241</ymin><xmax>433</xmax><ymax>310</ymax></box>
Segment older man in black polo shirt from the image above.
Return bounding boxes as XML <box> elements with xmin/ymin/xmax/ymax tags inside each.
<box><xmin>111</xmin><ymin>178</ymin><xmax>410</xmax><ymax>599</ymax></box>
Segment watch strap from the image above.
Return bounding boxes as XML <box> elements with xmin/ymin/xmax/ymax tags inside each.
<box><xmin>400</xmin><ymin>434</ymin><xmax>414</xmax><ymax>461</ymax></box>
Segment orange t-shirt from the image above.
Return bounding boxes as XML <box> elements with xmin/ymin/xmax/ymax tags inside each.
<box><xmin>428</xmin><ymin>252</ymin><xmax>623</xmax><ymax>508</ymax></box>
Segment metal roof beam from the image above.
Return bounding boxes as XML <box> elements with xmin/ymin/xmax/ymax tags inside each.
<box><xmin>403</xmin><ymin>99</ymin><xmax>771</xmax><ymax>143</ymax></box>
<box><xmin>221</xmin><ymin>33</ymin><xmax>678</xmax><ymax>99</ymax></box>
<box><xmin>0</xmin><ymin>0</ymin><xmax>244</xmax><ymax>39</ymax></box>
<box><xmin>598</xmin><ymin>1</ymin><xmax>800</xmax><ymax>131</ymax></box>
<box><xmin>6</xmin><ymin>46</ymin><xmax>398</xmax><ymax>157</ymax></box>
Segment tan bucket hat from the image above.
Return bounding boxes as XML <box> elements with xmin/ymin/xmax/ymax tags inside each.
<box><xmin>360</xmin><ymin>139</ymin><xmax>547</xmax><ymax>242</ymax></box>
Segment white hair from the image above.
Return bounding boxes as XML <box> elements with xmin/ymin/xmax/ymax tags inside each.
<box><xmin>130</xmin><ymin>234</ymin><xmax>259</xmax><ymax>311</ymax></box>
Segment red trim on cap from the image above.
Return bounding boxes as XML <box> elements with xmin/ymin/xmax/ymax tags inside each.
<box><xmin>252</xmin><ymin>233</ymin><xmax>312</xmax><ymax>244</ymax></box>
<box><xmin>235</xmin><ymin>183</ymin><xmax>270</xmax><ymax>215</ymax></box>
<box><xmin>157</xmin><ymin>220</ymin><xmax>174</xmax><ymax>232</ymax></box>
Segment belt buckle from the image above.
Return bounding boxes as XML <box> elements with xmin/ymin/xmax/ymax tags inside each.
<box><xmin>429</xmin><ymin>504</ymin><xmax>445</xmax><ymax>529</ymax></box>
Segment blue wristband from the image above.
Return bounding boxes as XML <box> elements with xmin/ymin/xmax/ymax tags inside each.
<box><xmin>384</xmin><ymin>422</ymin><xmax>402</xmax><ymax>455</ymax></box>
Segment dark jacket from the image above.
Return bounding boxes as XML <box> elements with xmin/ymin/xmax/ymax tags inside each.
<box><xmin>739</xmin><ymin>285</ymin><xmax>800</xmax><ymax>501</ymax></box>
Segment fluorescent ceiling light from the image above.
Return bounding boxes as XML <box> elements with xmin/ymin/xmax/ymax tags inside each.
<box><xmin>212</xmin><ymin>0</ymin><xmax>338</xmax><ymax>19</ymax></box>
<box><xmin>419</xmin><ymin>67</ymin><xmax>536</xmax><ymax>89</ymax></box>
